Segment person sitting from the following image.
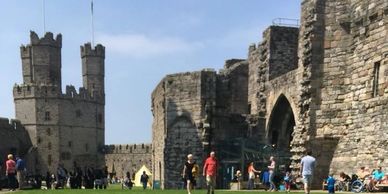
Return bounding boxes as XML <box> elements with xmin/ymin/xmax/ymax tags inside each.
<box><xmin>338</xmin><ymin>172</ymin><xmax>351</xmax><ymax>191</ymax></box>
<box><xmin>122</xmin><ymin>172</ymin><xmax>133</xmax><ymax>190</ymax></box>
<box><xmin>371</xmin><ymin>167</ymin><xmax>385</xmax><ymax>190</ymax></box>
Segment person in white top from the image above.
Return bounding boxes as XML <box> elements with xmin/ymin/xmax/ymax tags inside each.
<box><xmin>268</xmin><ymin>156</ymin><xmax>276</xmax><ymax>191</ymax></box>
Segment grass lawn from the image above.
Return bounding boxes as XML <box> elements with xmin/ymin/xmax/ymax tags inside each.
<box><xmin>12</xmin><ymin>184</ymin><xmax>328</xmax><ymax>194</ymax></box>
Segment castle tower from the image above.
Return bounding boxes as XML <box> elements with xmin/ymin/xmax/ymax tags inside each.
<box><xmin>20</xmin><ymin>31</ymin><xmax>62</xmax><ymax>87</ymax></box>
<box><xmin>81</xmin><ymin>43</ymin><xmax>105</xmax><ymax>98</ymax></box>
<box><xmin>14</xmin><ymin>32</ymin><xmax>106</xmax><ymax>174</ymax></box>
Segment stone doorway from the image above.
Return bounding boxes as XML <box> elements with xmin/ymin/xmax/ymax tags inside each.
<box><xmin>267</xmin><ymin>95</ymin><xmax>295</xmax><ymax>171</ymax></box>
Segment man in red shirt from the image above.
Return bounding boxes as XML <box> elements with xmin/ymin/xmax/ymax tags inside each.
<box><xmin>203</xmin><ymin>151</ymin><xmax>217</xmax><ymax>194</ymax></box>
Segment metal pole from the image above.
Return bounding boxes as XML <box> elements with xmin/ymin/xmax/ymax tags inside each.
<box><xmin>42</xmin><ymin>0</ymin><xmax>46</xmax><ymax>33</ymax></box>
<box><xmin>91</xmin><ymin>0</ymin><xmax>95</xmax><ymax>47</ymax></box>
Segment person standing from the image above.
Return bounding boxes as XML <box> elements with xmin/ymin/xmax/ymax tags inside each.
<box><xmin>203</xmin><ymin>151</ymin><xmax>218</xmax><ymax>194</ymax></box>
<box><xmin>300</xmin><ymin>150</ymin><xmax>316</xmax><ymax>194</ymax></box>
<box><xmin>6</xmin><ymin>154</ymin><xmax>17</xmax><ymax>191</ymax></box>
<box><xmin>15</xmin><ymin>156</ymin><xmax>26</xmax><ymax>189</ymax></box>
<box><xmin>268</xmin><ymin>156</ymin><xmax>276</xmax><ymax>191</ymax></box>
<box><xmin>140</xmin><ymin>171</ymin><xmax>149</xmax><ymax>190</ymax></box>
<box><xmin>247</xmin><ymin>162</ymin><xmax>260</xmax><ymax>190</ymax></box>
<box><xmin>183</xmin><ymin>154</ymin><xmax>196</xmax><ymax>194</ymax></box>
<box><xmin>327</xmin><ymin>174</ymin><xmax>336</xmax><ymax>194</ymax></box>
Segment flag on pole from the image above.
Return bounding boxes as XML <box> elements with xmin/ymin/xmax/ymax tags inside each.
<box><xmin>91</xmin><ymin>0</ymin><xmax>94</xmax><ymax>15</ymax></box>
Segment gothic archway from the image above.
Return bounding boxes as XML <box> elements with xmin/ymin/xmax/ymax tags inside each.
<box><xmin>267</xmin><ymin>94</ymin><xmax>295</xmax><ymax>171</ymax></box>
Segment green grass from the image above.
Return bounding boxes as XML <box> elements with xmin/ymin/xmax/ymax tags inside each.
<box><xmin>12</xmin><ymin>184</ymin><xmax>328</xmax><ymax>194</ymax></box>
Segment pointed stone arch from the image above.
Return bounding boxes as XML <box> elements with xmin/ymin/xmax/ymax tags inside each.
<box><xmin>267</xmin><ymin>94</ymin><xmax>296</xmax><ymax>170</ymax></box>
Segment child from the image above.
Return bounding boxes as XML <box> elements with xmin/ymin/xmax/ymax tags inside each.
<box><xmin>284</xmin><ymin>171</ymin><xmax>292</xmax><ymax>193</ymax></box>
<box><xmin>327</xmin><ymin>174</ymin><xmax>336</xmax><ymax>194</ymax></box>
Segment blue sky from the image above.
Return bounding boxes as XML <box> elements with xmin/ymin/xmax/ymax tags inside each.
<box><xmin>0</xmin><ymin>0</ymin><xmax>301</xmax><ymax>144</ymax></box>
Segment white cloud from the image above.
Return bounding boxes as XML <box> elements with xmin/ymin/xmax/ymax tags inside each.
<box><xmin>96</xmin><ymin>33</ymin><xmax>204</xmax><ymax>58</ymax></box>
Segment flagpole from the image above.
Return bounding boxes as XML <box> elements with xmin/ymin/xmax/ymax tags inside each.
<box><xmin>91</xmin><ymin>0</ymin><xmax>95</xmax><ymax>47</ymax></box>
<box><xmin>42</xmin><ymin>0</ymin><xmax>46</xmax><ymax>33</ymax></box>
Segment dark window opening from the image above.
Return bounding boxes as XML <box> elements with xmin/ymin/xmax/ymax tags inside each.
<box><xmin>372</xmin><ymin>61</ymin><xmax>380</xmax><ymax>97</ymax></box>
<box><xmin>47</xmin><ymin>128</ymin><xmax>51</xmax><ymax>136</ymax></box>
<box><xmin>48</xmin><ymin>142</ymin><xmax>52</xmax><ymax>150</ymax></box>
<box><xmin>45</xmin><ymin>111</ymin><xmax>51</xmax><ymax>121</ymax></box>
<box><xmin>68</xmin><ymin>141</ymin><xmax>72</xmax><ymax>148</ymax></box>
<box><xmin>98</xmin><ymin>114</ymin><xmax>103</xmax><ymax>123</ymax></box>
<box><xmin>76</xmin><ymin>110</ymin><xmax>82</xmax><ymax>118</ymax></box>
<box><xmin>247</xmin><ymin>103</ymin><xmax>251</xmax><ymax>114</ymax></box>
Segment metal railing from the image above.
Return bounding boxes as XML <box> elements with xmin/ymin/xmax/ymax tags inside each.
<box><xmin>272</xmin><ymin>18</ymin><xmax>300</xmax><ymax>27</ymax></box>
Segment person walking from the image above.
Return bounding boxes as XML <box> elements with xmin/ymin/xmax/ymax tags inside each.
<box><xmin>140</xmin><ymin>171</ymin><xmax>149</xmax><ymax>190</ymax></box>
<box><xmin>203</xmin><ymin>151</ymin><xmax>218</xmax><ymax>194</ymax></box>
<box><xmin>6</xmin><ymin>154</ymin><xmax>17</xmax><ymax>191</ymax></box>
<box><xmin>183</xmin><ymin>154</ymin><xmax>196</xmax><ymax>194</ymax></box>
<box><xmin>15</xmin><ymin>156</ymin><xmax>26</xmax><ymax>189</ymax></box>
<box><xmin>268</xmin><ymin>156</ymin><xmax>276</xmax><ymax>191</ymax></box>
<box><xmin>300</xmin><ymin>150</ymin><xmax>316</xmax><ymax>194</ymax></box>
<box><xmin>247</xmin><ymin>161</ymin><xmax>260</xmax><ymax>190</ymax></box>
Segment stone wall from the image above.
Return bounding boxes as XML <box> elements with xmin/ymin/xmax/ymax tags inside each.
<box><xmin>0</xmin><ymin>118</ymin><xmax>34</xmax><ymax>175</ymax></box>
<box><xmin>105</xmin><ymin>144</ymin><xmax>152</xmax><ymax>179</ymax></box>
<box><xmin>151</xmin><ymin>70</ymin><xmax>216</xmax><ymax>189</ymax></box>
<box><xmin>152</xmin><ymin>0</ymin><xmax>388</xmax><ymax>189</ymax></box>
<box><xmin>13</xmin><ymin>31</ymin><xmax>105</xmax><ymax>174</ymax></box>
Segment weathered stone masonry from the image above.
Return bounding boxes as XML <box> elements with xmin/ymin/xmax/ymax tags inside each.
<box><xmin>13</xmin><ymin>31</ymin><xmax>105</xmax><ymax>174</ymax></box>
<box><xmin>152</xmin><ymin>0</ymin><xmax>388</xmax><ymax>189</ymax></box>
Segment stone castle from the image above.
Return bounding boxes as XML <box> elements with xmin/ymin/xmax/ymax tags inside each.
<box><xmin>11</xmin><ymin>31</ymin><xmax>106</xmax><ymax>174</ymax></box>
<box><xmin>0</xmin><ymin>31</ymin><xmax>152</xmax><ymax>177</ymax></box>
<box><xmin>0</xmin><ymin>32</ymin><xmax>152</xmax><ymax>177</ymax></box>
<box><xmin>152</xmin><ymin>0</ymin><xmax>388</xmax><ymax>189</ymax></box>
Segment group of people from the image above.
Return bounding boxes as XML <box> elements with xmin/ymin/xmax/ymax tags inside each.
<box><xmin>325</xmin><ymin>166</ymin><xmax>386</xmax><ymax>193</ymax></box>
<box><xmin>245</xmin><ymin>150</ymin><xmax>316</xmax><ymax>194</ymax></box>
<box><xmin>0</xmin><ymin>153</ymin><xmax>110</xmax><ymax>191</ymax></box>
<box><xmin>0</xmin><ymin>154</ymin><xmax>27</xmax><ymax>191</ymax></box>
<box><xmin>182</xmin><ymin>151</ymin><xmax>217</xmax><ymax>194</ymax></box>
<box><xmin>181</xmin><ymin>150</ymin><xmax>317</xmax><ymax>194</ymax></box>
<box><xmin>122</xmin><ymin>170</ymin><xmax>150</xmax><ymax>190</ymax></box>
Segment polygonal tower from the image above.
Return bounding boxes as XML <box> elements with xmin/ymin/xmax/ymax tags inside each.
<box><xmin>14</xmin><ymin>31</ymin><xmax>106</xmax><ymax>174</ymax></box>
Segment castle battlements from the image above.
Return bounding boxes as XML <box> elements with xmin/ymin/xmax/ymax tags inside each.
<box><xmin>104</xmin><ymin>143</ymin><xmax>152</xmax><ymax>154</ymax></box>
<box><xmin>13</xmin><ymin>84</ymin><xmax>103</xmax><ymax>102</ymax></box>
<box><xmin>81</xmin><ymin>43</ymin><xmax>105</xmax><ymax>58</ymax></box>
<box><xmin>0</xmin><ymin>117</ymin><xmax>25</xmax><ymax>131</ymax></box>
<box><xmin>29</xmin><ymin>31</ymin><xmax>62</xmax><ymax>47</ymax></box>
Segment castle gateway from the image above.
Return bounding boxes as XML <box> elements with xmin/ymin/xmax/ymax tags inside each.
<box><xmin>151</xmin><ymin>0</ymin><xmax>388</xmax><ymax>189</ymax></box>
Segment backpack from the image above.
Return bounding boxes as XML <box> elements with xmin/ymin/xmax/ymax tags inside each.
<box><xmin>192</xmin><ymin>164</ymin><xmax>199</xmax><ymax>177</ymax></box>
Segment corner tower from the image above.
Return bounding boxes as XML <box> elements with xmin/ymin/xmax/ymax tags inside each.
<box><xmin>81</xmin><ymin>43</ymin><xmax>105</xmax><ymax>98</ymax></box>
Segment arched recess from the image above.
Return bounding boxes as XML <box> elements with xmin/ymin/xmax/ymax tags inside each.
<box><xmin>267</xmin><ymin>94</ymin><xmax>296</xmax><ymax>170</ymax></box>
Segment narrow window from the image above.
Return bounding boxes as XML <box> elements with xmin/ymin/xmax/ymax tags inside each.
<box><xmin>47</xmin><ymin>128</ymin><xmax>51</xmax><ymax>136</ymax></box>
<box><xmin>247</xmin><ymin>103</ymin><xmax>251</xmax><ymax>114</ymax></box>
<box><xmin>372</xmin><ymin>61</ymin><xmax>381</xmax><ymax>97</ymax></box>
<box><xmin>97</xmin><ymin>113</ymin><xmax>103</xmax><ymax>123</ymax></box>
<box><xmin>48</xmin><ymin>142</ymin><xmax>52</xmax><ymax>150</ymax></box>
<box><xmin>68</xmin><ymin>141</ymin><xmax>72</xmax><ymax>148</ymax></box>
<box><xmin>45</xmin><ymin>111</ymin><xmax>51</xmax><ymax>121</ymax></box>
<box><xmin>76</xmin><ymin>110</ymin><xmax>82</xmax><ymax>118</ymax></box>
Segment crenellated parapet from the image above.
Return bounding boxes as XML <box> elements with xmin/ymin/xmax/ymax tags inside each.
<box><xmin>104</xmin><ymin>143</ymin><xmax>152</xmax><ymax>154</ymax></box>
<box><xmin>13</xmin><ymin>84</ymin><xmax>60</xmax><ymax>99</ymax></box>
<box><xmin>29</xmin><ymin>31</ymin><xmax>62</xmax><ymax>47</ymax></box>
<box><xmin>81</xmin><ymin>43</ymin><xmax>105</xmax><ymax>58</ymax></box>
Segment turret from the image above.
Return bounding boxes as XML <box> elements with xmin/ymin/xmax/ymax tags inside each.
<box><xmin>81</xmin><ymin>43</ymin><xmax>105</xmax><ymax>98</ymax></box>
<box><xmin>20</xmin><ymin>31</ymin><xmax>62</xmax><ymax>87</ymax></box>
